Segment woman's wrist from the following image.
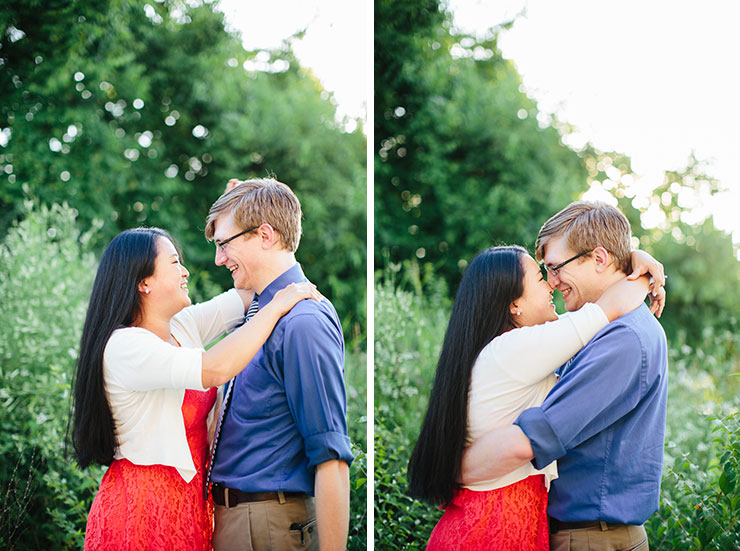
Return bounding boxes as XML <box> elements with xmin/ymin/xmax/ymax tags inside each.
<box><xmin>254</xmin><ymin>300</ymin><xmax>282</xmax><ymax>323</ymax></box>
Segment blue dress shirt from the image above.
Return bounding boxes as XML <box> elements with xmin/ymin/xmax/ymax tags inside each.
<box><xmin>211</xmin><ymin>264</ymin><xmax>354</xmax><ymax>495</ymax></box>
<box><xmin>515</xmin><ymin>304</ymin><xmax>668</xmax><ymax>525</ymax></box>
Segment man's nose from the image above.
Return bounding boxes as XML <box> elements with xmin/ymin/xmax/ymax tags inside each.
<box><xmin>215</xmin><ymin>247</ymin><xmax>227</xmax><ymax>266</ymax></box>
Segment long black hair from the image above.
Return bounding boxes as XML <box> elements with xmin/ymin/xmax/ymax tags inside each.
<box><xmin>71</xmin><ymin>227</ymin><xmax>178</xmax><ymax>468</ymax></box>
<box><xmin>407</xmin><ymin>245</ymin><xmax>528</xmax><ymax>506</ymax></box>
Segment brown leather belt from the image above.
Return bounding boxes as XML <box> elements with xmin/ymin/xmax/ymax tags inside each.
<box><xmin>548</xmin><ymin>517</ymin><xmax>627</xmax><ymax>533</ymax></box>
<box><xmin>211</xmin><ymin>484</ymin><xmax>305</xmax><ymax>507</ymax></box>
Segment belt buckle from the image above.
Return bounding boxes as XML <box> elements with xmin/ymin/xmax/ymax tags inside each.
<box><xmin>224</xmin><ymin>487</ymin><xmax>238</xmax><ymax>508</ymax></box>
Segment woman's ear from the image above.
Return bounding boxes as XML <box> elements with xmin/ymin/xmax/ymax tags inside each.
<box><xmin>138</xmin><ymin>281</ymin><xmax>150</xmax><ymax>295</ymax></box>
<box><xmin>509</xmin><ymin>301</ymin><xmax>521</xmax><ymax>317</ymax></box>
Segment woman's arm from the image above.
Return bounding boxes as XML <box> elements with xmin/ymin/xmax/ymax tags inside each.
<box><xmin>628</xmin><ymin>249</ymin><xmax>666</xmax><ymax>317</ymax></box>
<box><xmin>595</xmin><ymin>275</ymin><xmax>650</xmax><ymax>322</ymax></box>
<box><xmin>200</xmin><ymin>282</ymin><xmax>321</xmax><ymax>388</ymax></box>
<box><xmin>490</xmin><ymin>275</ymin><xmax>649</xmax><ymax>386</ymax></box>
<box><xmin>483</xmin><ymin>304</ymin><xmax>609</xmax><ymax>386</ymax></box>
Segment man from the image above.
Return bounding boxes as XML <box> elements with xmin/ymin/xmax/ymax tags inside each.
<box><xmin>462</xmin><ymin>201</ymin><xmax>668</xmax><ymax>550</ymax></box>
<box><xmin>204</xmin><ymin>178</ymin><xmax>353</xmax><ymax>551</ymax></box>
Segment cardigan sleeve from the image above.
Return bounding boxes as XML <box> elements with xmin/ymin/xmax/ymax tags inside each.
<box><xmin>478</xmin><ymin>303</ymin><xmax>609</xmax><ymax>386</ymax></box>
<box><xmin>104</xmin><ymin>328</ymin><xmax>206</xmax><ymax>391</ymax></box>
<box><xmin>172</xmin><ymin>289</ymin><xmax>246</xmax><ymax>347</ymax></box>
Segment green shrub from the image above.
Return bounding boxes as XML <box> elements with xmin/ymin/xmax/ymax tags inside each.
<box><xmin>647</xmin><ymin>412</ymin><xmax>740</xmax><ymax>550</ymax></box>
<box><xmin>374</xmin><ymin>419</ymin><xmax>441</xmax><ymax>550</ymax></box>
<box><xmin>0</xmin><ymin>201</ymin><xmax>104</xmax><ymax>550</ymax></box>
<box><xmin>374</xmin><ymin>274</ymin><xmax>740</xmax><ymax>549</ymax></box>
<box><xmin>0</xmin><ymin>202</ymin><xmax>368</xmax><ymax>549</ymax></box>
<box><xmin>374</xmin><ymin>273</ymin><xmax>449</xmax><ymax>440</ymax></box>
<box><xmin>374</xmin><ymin>277</ymin><xmax>450</xmax><ymax>548</ymax></box>
<box><xmin>346</xmin><ymin>347</ymin><xmax>368</xmax><ymax>550</ymax></box>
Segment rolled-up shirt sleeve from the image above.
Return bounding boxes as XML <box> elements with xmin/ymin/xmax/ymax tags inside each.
<box><xmin>282</xmin><ymin>312</ymin><xmax>354</xmax><ymax>469</ymax></box>
<box><xmin>515</xmin><ymin>323</ymin><xmax>644</xmax><ymax>469</ymax></box>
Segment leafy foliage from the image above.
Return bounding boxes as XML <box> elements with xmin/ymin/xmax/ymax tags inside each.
<box><xmin>0</xmin><ymin>201</ymin><xmax>368</xmax><ymax>549</ymax></box>
<box><xmin>0</xmin><ymin>202</ymin><xmax>104</xmax><ymax>550</ymax></box>
<box><xmin>580</xmin><ymin>149</ymin><xmax>740</xmax><ymax>343</ymax></box>
<box><xmin>375</xmin><ymin>277</ymin><xmax>740</xmax><ymax>548</ymax></box>
<box><xmin>375</xmin><ymin>0</ymin><xmax>585</xmax><ymax>290</ymax></box>
<box><xmin>374</xmin><ymin>279</ymin><xmax>450</xmax><ymax>547</ymax></box>
<box><xmin>346</xmin><ymin>347</ymin><xmax>368</xmax><ymax>550</ymax></box>
<box><xmin>1</xmin><ymin>0</ymin><xmax>366</xmax><ymax>335</ymax></box>
<box><xmin>375</xmin><ymin>421</ymin><xmax>441</xmax><ymax>550</ymax></box>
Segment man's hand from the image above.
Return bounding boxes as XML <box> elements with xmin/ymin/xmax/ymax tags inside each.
<box><xmin>460</xmin><ymin>425</ymin><xmax>534</xmax><ymax>485</ymax></box>
<box><xmin>315</xmin><ymin>459</ymin><xmax>349</xmax><ymax>551</ymax></box>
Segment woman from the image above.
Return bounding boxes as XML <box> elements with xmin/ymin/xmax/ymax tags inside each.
<box><xmin>407</xmin><ymin>245</ymin><xmax>663</xmax><ymax>550</ymax></box>
<box><xmin>71</xmin><ymin>228</ymin><xmax>320</xmax><ymax>550</ymax></box>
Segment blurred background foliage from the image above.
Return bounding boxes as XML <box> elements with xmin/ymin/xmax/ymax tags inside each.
<box><xmin>1</xmin><ymin>0</ymin><xmax>366</xmax><ymax>336</ymax></box>
<box><xmin>1</xmin><ymin>0</ymin><xmax>366</xmax><ymax>549</ymax></box>
<box><xmin>375</xmin><ymin>0</ymin><xmax>740</xmax><ymax>548</ymax></box>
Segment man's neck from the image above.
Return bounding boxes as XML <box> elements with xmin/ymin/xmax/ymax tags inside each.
<box><xmin>593</xmin><ymin>270</ymin><xmax>627</xmax><ymax>301</ymax></box>
<box><xmin>254</xmin><ymin>252</ymin><xmax>298</xmax><ymax>294</ymax></box>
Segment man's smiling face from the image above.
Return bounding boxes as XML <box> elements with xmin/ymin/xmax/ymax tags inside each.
<box><xmin>542</xmin><ymin>235</ymin><xmax>598</xmax><ymax>311</ymax></box>
<box><xmin>212</xmin><ymin>212</ymin><xmax>261</xmax><ymax>292</ymax></box>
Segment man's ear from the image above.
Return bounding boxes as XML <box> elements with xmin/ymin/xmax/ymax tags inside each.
<box><xmin>257</xmin><ymin>223</ymin><xmax>279</xmax><ymax>249</ymax></box>
<box><xmin>592</xmin><ymin>246</ymin><xmax>611</xmax><ymax>273</ymax></box>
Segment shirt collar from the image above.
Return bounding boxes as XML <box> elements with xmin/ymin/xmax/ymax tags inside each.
<box><xmin>258</xmin><ymin>263</ymin><xmax>307</xmax><ymax>307</ymax></box>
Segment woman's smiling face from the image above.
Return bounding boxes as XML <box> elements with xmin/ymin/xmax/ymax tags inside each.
<box><xmin>144</xmin><ymin>236</ymin><xmax>191</xmax><ymax>315</ymax></box>
<box><xmin>512</xmin><ymin>254</ymin><xmax>558</xmax><ymax>327</ymax></box>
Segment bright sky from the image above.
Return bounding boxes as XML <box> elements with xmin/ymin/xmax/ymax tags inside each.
<box><xmin>447</xmin><ymin>0</ymin><xmax>740</xmax><ymax>247</ymax></box>
<box><xmin>214</xmin><ymin>0</ymin><xmax>367</xmax><ymax>132</ymax></box>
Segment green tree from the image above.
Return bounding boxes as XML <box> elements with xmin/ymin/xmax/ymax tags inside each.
<box><xmin>375</xmin><ymin>0</ymin><xmax>586</xmax><ymax>291</ymax></box>
<box><xmin>579</xmin><ymin>147</ymin><xmax>740</xmax><ymax>342</ymax></box>
<box><xmin>1</xmin><ymin>0</ymin><xmax>366</xmax><ymax>334</ymax></box>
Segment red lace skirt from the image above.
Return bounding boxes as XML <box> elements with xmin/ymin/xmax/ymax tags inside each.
<box><xmin>426</xmin><ymin>475</ymin><xmax>549</xmax><ymax>551</ymax></box>
<box><xmin>84</xmin><ymin>389</ymin><xmax>215</xmax><ymax>551</ymax></box>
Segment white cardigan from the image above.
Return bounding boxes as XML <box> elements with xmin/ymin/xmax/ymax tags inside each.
<box><xmin>103</xmin><ymin>289</ymin><xmax>245</xmax><ymax>482</ymax></box>
<box><xmin>465</xmin><ymin>302</ymin><xmax>609</xmax><ymax>491</ymax></box>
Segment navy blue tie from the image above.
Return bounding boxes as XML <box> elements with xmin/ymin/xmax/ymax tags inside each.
<box><xmin>204</xmin><ymin>293</ymin><xmax>259</xmax><ymax>498</ymax></box>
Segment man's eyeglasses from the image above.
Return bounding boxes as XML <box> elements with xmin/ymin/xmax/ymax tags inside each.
<box><xmin>542</xmin><ymin>250</ymin><xmax>591</xmax><ymax>278</ymax></box>
<box><xmin>214</xmin><ymin>226</ymin><xmax>258</xmax><ymax>252</ymax></box>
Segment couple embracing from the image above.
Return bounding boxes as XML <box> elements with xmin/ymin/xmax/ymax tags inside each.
<box><xmin>72</xmin><ymin>179</ymin><xmax>353</xmax><ymax>551</ymax></box>
<box><xmin>409</xmin><ymin>201</ymin><xmax>669</xmax><ymax>551</ymax></box>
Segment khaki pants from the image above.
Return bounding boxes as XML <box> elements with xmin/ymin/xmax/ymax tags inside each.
<box><xmin>213</xmin><ymin>493</ymin><xmax>317</xmax><ymax>551</ymax></box>
<box><xmin>550</xmin><ymin>522</ymin><xmax>649</xmax><ymax>551</ymax></box>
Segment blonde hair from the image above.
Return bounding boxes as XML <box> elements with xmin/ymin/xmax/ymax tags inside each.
<box><xmin>535</xmin><ymin>201</ymin><xmax>632</xmax><ymax>273</ymax></box>
<box><xmin>205</xmin><ymin>178</ymin><xmax>302</xmax><ymax>252</ymax></box>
